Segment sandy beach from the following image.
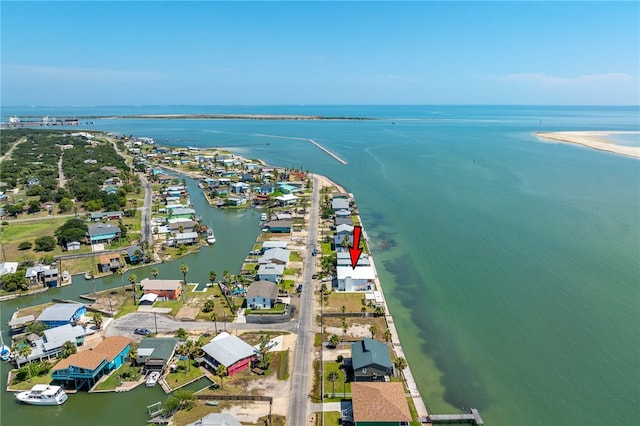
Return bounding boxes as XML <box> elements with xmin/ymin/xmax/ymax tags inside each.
<box><xmin>535</xmin><ymin>131</ymin><xmax>640</xmax><ymax>159</ymax></box>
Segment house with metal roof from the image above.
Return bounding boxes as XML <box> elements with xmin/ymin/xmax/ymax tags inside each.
<box><xmin>337</xmin><ymin>252</ymin><xmax>370</xmax><ymax>267</ymax></box>
<box><xmin>25</xmin><ymin>264</ymin><xmax>59</xmax><ymax>287</ymax></box>
<box><xmin>37</xmin><ymin>303</ymin><xmax>86</xmax><ymax>328</ymax></box>
<box><xmin>258</xmin><ymin>248</ymin><xmax>290</xmax><ymax>265</ymax></box>
<box><xmin>261</xmin><ymin>240</ymin><xmax>288</xmax><ymax>252</ymax></box>
<box><xmin>167</xmin><ymin>231</ymin><xmax>199</xmax><ymax>247</ymax></box>
<box><xmin>136</xmin><ymin>337</ymin><xmax>179</xmax><ymax>372</ymax></box>
<box><xmin>246</xmin><ymin>280</ymin><xmax>279</xmax><ymax>309</ymax></box>
<box><xmin>351</xmin><ymin>338</ymin><xmax>393</xmax><ymax>382</ymax></box>
<box><xmin>51</xmin><ymin>336</ymin><xmax>131</xmax><ymax>390</ymax></box>
<box><xmin>331</xmin><ymin>198</ymin><xmax>350</xmax><ymax>211</ymax></box>
<box><xmin>343</xmin><ymin>382</ymin><xmax>411</xmax><ymax>425</ymax></box>
<box><xmin>257</xmin><ymin>263</ymin><xmax>285</xmax><ymax>283</ymax></box>
<box><xmin>187</xmin><ymin>413</ymin><xmax>243</xmax><ymax>426</ymax></box>
<box><xmin>265</xmin><ymin>220</ymin><xmax>292</xmax><ymax>233</ymax></box>
<box><xmin>140</xmin><ymin>278</ymin><xmax>183</xmax><ymax>300</ymax></box>
<box><xmin>274</xmin><ymin>194</ymin><xmax>298</xmax><ymax>206</ymax></box>
<box><xmin>14</xmin><ymin>324</ymin><xmax>86</xmax><ymax>366</ymax></box>
<box><xmin>201</xmin><ymin>332</ymin><xmax>257</xmax><ymax>376</ymax></box>
<box><xmin>87</xmin><ymin>223</ymin><xmax>121</xmax><ymax>244</ymax></box>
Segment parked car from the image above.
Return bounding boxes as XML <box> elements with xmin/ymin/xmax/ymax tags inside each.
<box><xmin>296</xmin><ymin>284</ymin><xmax>303</xmax><ymax>292</ymax></box>
<box><xmin>312</xmin><ymin>274</ymin><xmax>318</xmax><ymax>279</ymax></box>
<box><xmin>134</xmin><ymin>328</ymin><xmax>151</xmax><ymax>336</ymax></box>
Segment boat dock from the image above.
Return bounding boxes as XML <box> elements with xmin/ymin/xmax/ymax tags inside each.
<box><xmin>253</xmin><ymin>133</ymin><xmax>348</xmax><ymax>164</ymax></box>
<box><xmin>428</xmin><ymin>408</ymin><xmax>484</xmax><ymax>425</ymax></box>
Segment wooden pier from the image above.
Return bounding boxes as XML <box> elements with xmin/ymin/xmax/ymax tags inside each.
<box><xmin>428</xmin><ymin>408</ymin><xmax>483</xmax><ymax>425</ymax></box>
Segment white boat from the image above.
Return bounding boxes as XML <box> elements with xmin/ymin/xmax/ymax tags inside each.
<box><xmin>206</xmin><ymin>229</ymin><xmax>216</xmax><ymax>244</ymax></box>
<box><xmin>146</xmin><ymin>371</ymin><xmax>160</xmax><ymax>387</ymax></box>
<box><xmin>260</xmin><ymin>213</ymin><xmax>268</xmax><ymax>221</ymax></box>
<box><xmin>84</xmin><ymin>271</ymin><xmax>93</xmax><ymax>280</ymax></box>
<box><xmin>15</xmin><ymin>384</ymin><xmax>68</xmax><ymax>405</ymax></box>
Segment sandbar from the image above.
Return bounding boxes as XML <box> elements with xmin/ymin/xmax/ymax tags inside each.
<box><xmin>535</xmin><ymin>131</ymin><xmax>640</xmax><ymax>159</ymax></box>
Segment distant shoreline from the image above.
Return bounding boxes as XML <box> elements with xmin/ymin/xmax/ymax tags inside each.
<box><xmin>535</xmin><ymin>131</ymin><xmax>640</xmax><ymax>159</ymax></box>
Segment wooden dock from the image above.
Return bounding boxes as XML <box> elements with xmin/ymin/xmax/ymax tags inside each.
<box><xmin>428</xmin><ymin>408</ymin><xmax>483</xmax><ymax>425</ymax></box>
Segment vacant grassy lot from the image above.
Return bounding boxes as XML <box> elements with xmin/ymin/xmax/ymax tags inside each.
<box><xmin>324</xmin><ymin>292</ymin><xmax>366</xmax><ymax>313</ymax></box>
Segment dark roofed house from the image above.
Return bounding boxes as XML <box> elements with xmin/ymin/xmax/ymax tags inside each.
<box><xmin>137</xmin><ymin>337</ymin><xmax>179</xmax><ymax>372</ymax></box>
<box><xmin>246</xmin><ymin>280</ymin><xmax>279</xmax><ymax>309</ymax></box>
<box><xmin>344</xmin><ymin>382</ymin><xmax>411</xmax><ymax>426</ymax></box>
<box><xmin>87</xmin><ymin>223</ymin><xmax>121</xmax><ymax>245</ymax></box>
<box><xmin>351</xmin><ymin>338</ymin><xmax>393</xmax><ymax>382</ymax></box>
<box><xmin>126</xmin><ymin>245</ymin><xmax>145</xmax><ymax>265</ymax></box>
<box><xmin>98</xmin><ymin>254</ymin><xmax>122</xmax><ymax>273</ymax></box>
<box><xmin>265</xmin><ymin>220</ymin><xmax>292</xmax><ymax>233</ymax></box>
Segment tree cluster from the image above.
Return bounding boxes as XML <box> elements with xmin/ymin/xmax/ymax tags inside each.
<box><xmin>55</xmin><ymin>218</ymin><xmax>88</xmax><ymax>248</ymax></box>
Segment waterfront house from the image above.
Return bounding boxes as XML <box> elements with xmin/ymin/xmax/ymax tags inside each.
<box><xmin>138</xmin><ymin>293</ymin><xmax>159</xmax><ymax>306</ymax></box>
<box><xmin>227</xmin><ymin>196</ymin><xmax>247</xmax><ymax>206</ymax></box>
<box><xmin>334</xmin><ymin>234</ymin><xmax>354</xmax><ymax>252</ymax></box>
<box><xmin>167</xmin><ymin>231</ymin><xmax>199</xmax><ymax>246</ymax></box>
<box><xmin>25</xmin><ymin>264</ymin><xmax>59</xmax><ymax>287</ymax></box>
<box><xmin>51</xmin><ymin>336</ymin><xmax>131</xmax><ymax>390</ymax></box>
<box><xmin>261</xmin><ymin>241</ymin><xmax>288</xmax><ymax>252</ymax></box>
<box><xmin>231</xmin><ymin>182</ymin><xmax>251</xmax><ymax>193</ymax></box>
<box><xmin>256</xmin><ymin>263</ymin><xmax>285</xmax><ymax>283</ymax></box>
<box><xmin>336</xmin><ymin>223</ymin><xmax>354</xmax><ymax>236</ymax></box>
<box><xmin>140</xmin><ymin>278</ymin><xmax>183</xmax><ymax>300</ymax></box>
<box><xmin>201</xmin><ymin>332</ymin><xmax>257</xmax><ymax>376</ymax></box>
<box><xmin>275</xmin><ymin>194</ymin><xmax>298</xmax><ymax>206</ymax></box>
<box><xmin>87</xmin><ymin>223</ymin><xmax>121</xmax><ymax>245</ymax></box>
<box><xmin>8</xmin><ymin>314</ymin><xmax>34</xmax><ymax>333</ymax></box>
<box><xmin>37</xmin><ymin>303</ymin><xmax>86</xmax><ymax>328</ymax></box>
<box><xmin>337</xmin><ymin>265</ymin><xmax>376</xmax><ymax>292</ymax></box>
<box><xmin>343</xmin><ymin>382</ymin><xmax>411</xmax><ymax>426</ymax></box>
<box><xmin>337</xmin><ymin>252</ymin><xmax>370</xmax><ymax>267</ymax></box>
<box><xmin>125</xmin><ymin>245</ymin><xmax>145</xmax><ymax>265</ymax></box>
<box><xmin>331</xmin><ymin>198</ymin><xmax>350</xmax><ymax>212</ymax></box>
<box><xmin>14</xmin><ymin>324</ymin><xmax>86</xmax><ymax>367</ymax></box>
<box><xmin>258</xmin><ymin>248</ymin><xmax>290</xmax><ymax>265</ymax></box>
<box><xmin>168</xmin><ymin>220</ymin><xmax>196</xmax><ymax>233</ymax></box>
<box><xmin>335</xmin><ymin>209</ymin><xmax>351</xmax><ymax>218</ymax></box>
<box><xmin>167</xmin><ymin>207</ymin><xmax>196</xmax><ymax>220</ymax></box>
<box><xmin>137</xmin><ymin>337</ymin><xmax>179</xmax><ymax>373</ymax></box>
<box><xmin>98</xmin><ymin>253</ymin><xmax>122</xmax><ymax>273</ymax></box>
<box><xmin>335</xmin><ymin>217</ymin><xmax>353</xmax><ymax>227</ymax></box>
<box><xmin>265</xmin><ymin>220</ymin><xmax>292</xmax><ymax>233</ymax></box>
<box><xmin>187</xmin><ymin>414</ymin><xmax>242</xmax><ymax>426</ymax></box>
<box><xmin>246</xmin><ymin>280</ymin><xmax>279</xmax><ymax>309</ymax></box>
<box><xmin>351</xmin><ymin>338</ymin><xmax>393</xmax><ymax>382</ymax></box>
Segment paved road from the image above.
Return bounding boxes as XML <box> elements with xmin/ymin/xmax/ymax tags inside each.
<box><xmin>139</xmin><ymin>173</ymin><xmax>153</xmax><ymax>248</ymax></box>
<box><xmin>104</xmin><ymin>311</ymin><xmax>297</xmax><ymax>340</ymax></box>
<box><xmin>288</xmin><ymin>174</ymin><xmax>321</xmax><ymax>426</ymax></box>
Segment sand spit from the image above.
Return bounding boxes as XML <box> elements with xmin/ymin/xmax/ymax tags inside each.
<box><xmin>121</xmin><ymin>113</ymin><xmax>372</xmax><ymax>121</ymax></box>
<box><xmin>535</xmin><ymin>131</ymin><xmax>640</xmax><ymax>159</ymax></box>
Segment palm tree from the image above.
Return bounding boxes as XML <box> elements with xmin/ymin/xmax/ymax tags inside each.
<box><xmin>394</xmin><ymin>357</ymin><xmax>408</xmax><ymax>376</ymax></box>
<box><xmin>329</xmin><ymin>334</ymin><xmax>340</xmax><ymax>349</ymax></box>
<box><xmin>208</xmin><ymin>271</ymin><xmax>217</xmax><ymax>286</ymax></box>
<box><xmin>383</xmin><ymin>328</ymin><xmax>392</xmax><ymax>345</ymax></box>
<box><xmin>18</xmin><ymin>345</ymin><xmax>33</xmax><ymax>381</ymax></box>
<box><xmin>94</xmin><ymin>312</ymin><xmax>103</xmax><ymax>330</ymax></box>
<box><xmin>151</xmin><ymin>267</ymin><xmax>159</xmax><ymax>279</ymax></box>
<box><xmin>180</xmin><ymin>263</ymin><xmax>189</xmax><ymax>286</ymax></box>
<box><xmin>129</xmin><ymin>346</ymin><xmax>138</xmax><ymax>366</ymax></box>
<box><xmin>211</xmin><ymin>312</ymin><xmax>218</xmax><ymax>334</ymax></box>
<box><xmin>215</xmin><ymin>364</ymin><xmax>227</xmax><ymax>389</ymax></box>
<box><xmin>327</xmin><ymin>371</ymin><xmax>340</xmax><ymax>398</ymax></box>
<box><xmin>341</xmin><ymin>318</ymin><xmax>350</xmax><ymax>342</ymax></box>
<box><xmin>183</xmin><ymin>340</ymin><xmax>194</xmax><ymax>372</ymax></box>
<box><xmin>369</xmin><ymin>324</ymin><xmax>378</xmax><ymax>339</ymax></box>
<box><xmin>128</xmin><ymin>274</ymin><xmax>137</xmax><ymax>303</ymax></box>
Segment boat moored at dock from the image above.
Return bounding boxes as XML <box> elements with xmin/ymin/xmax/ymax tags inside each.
<box><xmin>15</xmin><ymin>385</ymin><xmax>68</xmax><ymax>405</ymax></box>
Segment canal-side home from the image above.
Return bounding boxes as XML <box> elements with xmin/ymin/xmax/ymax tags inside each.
<box><xmin>246</xmin><ymin>280</ymin><xmax>279</xmax><ymax>309</ymax></box>
<box><xmin>343</xmin><ymin>382</ymin><xmax>411</xmax><ymax>426</ymax></box>
<box><xmin>265</xmin><ymin>220</ymin><xmax>292</xmax><ymax>233</ymax></box>
<box><xmin>137</xmin><ymin>337</ymin><xmax>179</xmax><ymax>373</ymax></box>
<box><xmin>14</xmin><ymin>324</ymin><xmax>86</xmax><ymax>366</ymax></box>
<box><xmin>37</xmin><ymin>303</ymin><xmax>86</xmax><ymax>328</ymax></box>
<box><xmin>201</xmin><ymin>332</ymin><xmax>257</xmax><ymax>376</ymax></box>
<box><xmin>351</xmin><ymin>338</ymin><xmax>393</xmax><ymax>382</ymax></box>
<box><xmin>51</xmin><ymin>336</ymin><xmax>131</xmax><ymax>390</ymax></box>
<box><xmin>336</xmin><ymin>265</ymin><xmax>376</xmax><ymax>292</ymax></box>
<box><xmin>256</xmin><ymin>263</ymin><xmax>285</xmax><ymax>283</ymax></box>
<box><xmin>140</xmin><ymin>278</ymin><xmax>183</xmax><ymax>300</ymax></box>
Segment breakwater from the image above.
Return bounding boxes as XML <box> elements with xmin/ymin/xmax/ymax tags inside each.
<box><xmin>254</xmin><ymin>133</ymin><xmax>348</xmax><ymax>164</ymax></box>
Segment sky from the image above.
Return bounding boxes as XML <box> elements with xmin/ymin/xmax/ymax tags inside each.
<box><xmin>1</xmin><ymin>1</ymin><xmax>639</xmax><ymax>106</ymax></box>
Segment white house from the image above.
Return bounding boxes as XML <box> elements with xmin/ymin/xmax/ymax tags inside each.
<box><xmin>337</xmin><ymin>265</ymin><xmax>376</xmax><ymax>292</ymax></box>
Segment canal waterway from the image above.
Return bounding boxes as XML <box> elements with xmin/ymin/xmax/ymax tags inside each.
<box><xmin>0</xmin><ymin>173</ymin><xmax>261</xmax><ymax>426</ymax></box>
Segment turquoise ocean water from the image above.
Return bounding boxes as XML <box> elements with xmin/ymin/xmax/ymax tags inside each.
<box><xmin>1</xmin><ymin>105</ymin><xmax>639</xmax><ymax>425</ymax></box>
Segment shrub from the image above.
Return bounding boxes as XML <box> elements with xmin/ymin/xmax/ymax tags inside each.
<box><xmin>18</xmin><ymin>242</ymin><xmax>33</xmax><ymax>250</ymax></box>
<box><xmin>34</xmin><ymin>236</ymin><xmax>56</xmax><ymax>252</ymax></box>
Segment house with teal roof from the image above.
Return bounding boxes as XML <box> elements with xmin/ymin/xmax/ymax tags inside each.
<box><xmin>351</xmin><ymin>338</ymin><xmax>393</xmax><ymax>382</ymax></box>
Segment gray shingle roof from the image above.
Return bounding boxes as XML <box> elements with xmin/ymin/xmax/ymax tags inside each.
<box><xmin>246</xmin><ymin>280</ymin><xmax>278</xmax><ymax>300</ymax></box>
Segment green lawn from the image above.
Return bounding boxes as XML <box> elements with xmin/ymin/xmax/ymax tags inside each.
<box><xmin>321</xmin><ymin>242</ymin><xmax>333</xmax><ymax>255</ymax></box>
<box><xmin>9</xmin><ymin>372</ymin><xmax>52</xmax><ymax>390</ymax></box>
<box><xmin>323</xmin><ymin>361</ymin><xmax>350</xmax><ymax>400</ymax></box>
<box><xmin>290</xmin><ymin>251</ymin><xmax>302</xmax><ymax>262</ymax></box>
<box><xmin>93</xmin><ymin>362</ymin><xmax>142</xmax><ymax>391</ymax></box>
<box><xmin>164</xmin><ymin>359</ymin><xmax>204</xmax><ymax>389</ymax></box>
<box><xmin>323</xmin><ymin>411</ymin><xmax>341</xmax><ymax>426</ymax></box>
